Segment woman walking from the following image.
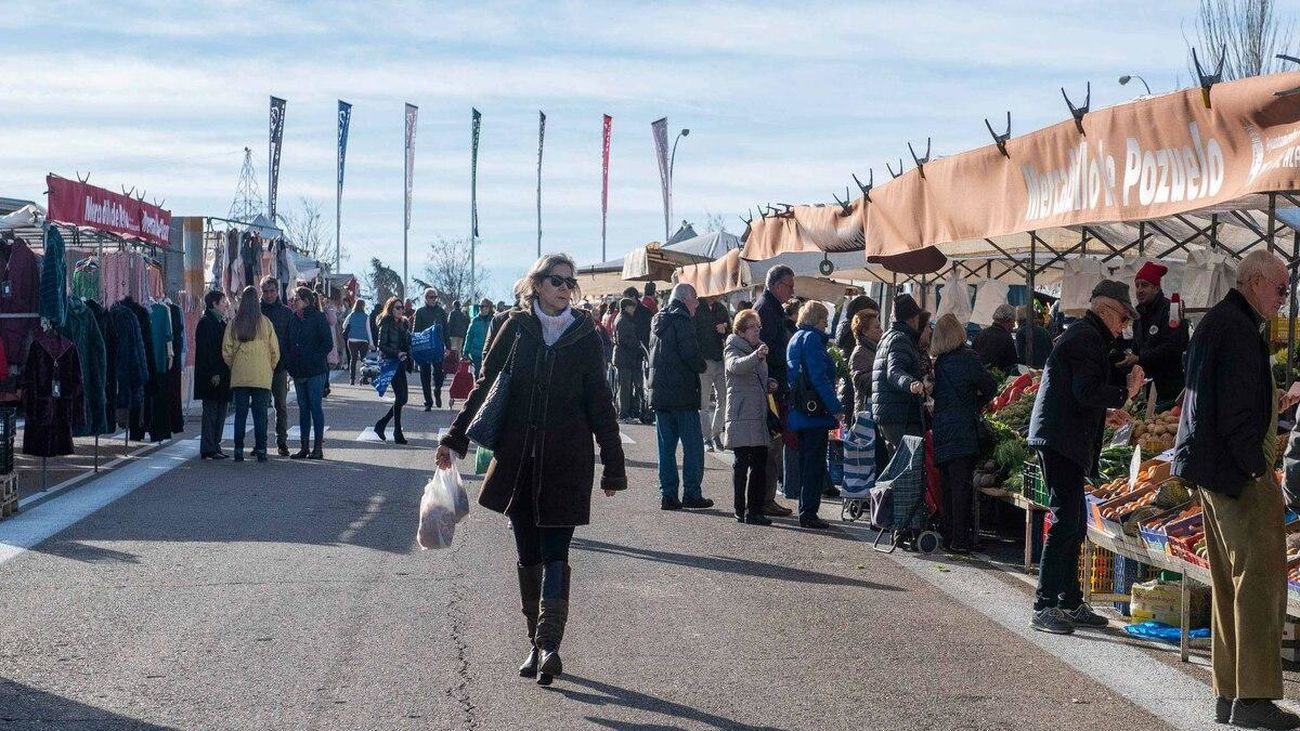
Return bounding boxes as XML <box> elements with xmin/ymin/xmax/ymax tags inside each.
<box><xmin>286</xmin><ymin>287</ymin><xmax>334</xmax><ymax>459</ymax></box>
<box><xmin>723</xmin><ymin>309</ymin><xmax>773</xmax><ymax>525</ymax></box>
<box><xmin>195</xmin><ymin>290</ymin><xmax>231</xmax><ymax>460</ymax></box>
<box><xmin>222</xmin><ymin>286</ymin><xmax>279</xmax><ymax>463</ymax></box>
<box><xmin>435</xmin><ymin>253</ymin><xmax>626</xmax><ymax>686</ymax></box>
<box><xmin>374</xmin><ymin>297</ymin><xmax>412</xmax><ymax>444</ymax></box>
<box><xmin>464</xmin><ymin>298</ymin><xmax>496</xmax><ymax>376</ymax></box>
<box><xmin>786</xmin><ymin>301</ymin><xmax>842</xmax><ymax>530</ymax></box>
<box><xmin>930</xmin><ymin>313</ymin><xmax>998</xmax><ymax>552</ymax></box>
<box><xmin>342</xmin><ymin>299</ymin><xmax>371</xmax><ymax>385</ymax></box>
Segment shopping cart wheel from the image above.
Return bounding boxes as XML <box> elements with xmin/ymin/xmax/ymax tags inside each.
<box><xmin>916</xmin><ymin>530</ymin><xmax>942</xmax><ymax>555</ymax></box>
<box><xmin>848</xmin><ymin>499</ymin><xmax>864</xmax><ymax>521</ymax></box>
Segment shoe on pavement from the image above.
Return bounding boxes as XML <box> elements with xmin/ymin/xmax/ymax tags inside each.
<box><xmin>1063</xmin><ymin>602</ymin><xmax>1109</xmax><ymax>629</ymax></box>
<box><xmin>1031</xmin><ymin>607</ymin><xmax>1075</xmax><ymax>635</ymax></box>
<box><xmin>823</xmin><ymin>485</ymin><xmax>841</xmax><ymax>498</ymax></box>
<box><xmin>660</xmin><ymin>497</ymin><xmax>682</xmax><ymax>511</ymax></box>
<box><xmin>277</xmin><ymin>445</ymin><xmax>290</xmax><ymax>457</ymax></box>
<box><xmin>681</xmin><ymin>497</ymin><xmax>714</xmax><ymax>510</ymax></box>
<box><xmin>424</xmin><ymin>404</ymin><xmax>433</xmax><ymax>412</ymax></box>
<box><xmin>762</xmin><ymin>502</ymin><xmax>793</xmax><ymax>517</ymax></box>
<box><xmin>233</xmin><ymin>451</ymin><xmax>245</xmax><ymax>463</ymax></box>
<box><xmin>256</xmin><ymin>453</ymin><xmax>269</xmax><ymax>463</ymax></box>
<box><xmin>1216</xmin><ymin>697</ymin><xmax>1231</xmax><ymax>724</ymax></box>
<box><xmin>212</xmin><ymin>452</ymin><xmax>229</xmax><ymax>461</ymax></box>
<box><xmin>735</xmin><ymin>513</ymin><xmax>745</xmax><ymax>523</ymax></box>
<box><xmin>799</xmin><ymin>516</ymin><xmax>831</xmax><ymax>529</ymax></box>
<box><xmin>1230</xmin><ymin>699</ymin><xmax>1300</xmax><ymax>729</ymax></box>
<box><xmin>744</xmin><ymin>514</ymin><xmax>773</xmax><ymax>526</ymax></box>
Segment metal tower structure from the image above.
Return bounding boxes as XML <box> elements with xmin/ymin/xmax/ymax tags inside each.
<box><xmin>228</xmin><ymin>147</ymin><xmax>265</xmax><ymax>223</ymax></box>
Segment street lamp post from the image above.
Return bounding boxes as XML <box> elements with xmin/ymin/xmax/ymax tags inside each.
<box><xmin>667</xmin><ymin>128</ymin><xmax>690</xmax><ymax>242</ymax></box>
<box><xmin>1118</xmin><ymin>74</ymin><xmax>1153</xmax><ymax>96</ymax></box>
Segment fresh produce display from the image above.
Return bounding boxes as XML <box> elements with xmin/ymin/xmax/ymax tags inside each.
<box><xmin>1098</xmin><ymin>445</ymin><xmax>1135</xmax><ymax>481</ymax></box>
<box><xmin>1130</xmin><ymin>406</ymin><xmax>1181</xmax><ymax>453</ymax></box>
<box><xmin>986</xmin><ymin>372</ymin><xmax>1040</xmax><ymax>415</ymax></box>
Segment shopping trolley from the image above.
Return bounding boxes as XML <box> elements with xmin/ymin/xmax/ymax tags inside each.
<box><xmin>871</xmin><ymin>433</ymin><xmax>943</xmax><ymax>554</ymax></box>
<box><xmin>839</xmin><ymin>411</ymin><xmax>878</xmax><ymax>522</ymax></box>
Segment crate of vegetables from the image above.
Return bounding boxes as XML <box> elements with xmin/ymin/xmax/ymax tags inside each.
<box><xmin>1022</xmin><ymin>461</ymin><xmax>1049</xmax><ymax>507</ymax></box>
<box><xmin>1170</xmin><ymin>531</ymin><xmax>1209</xmax><ymax>569</ymax></box>
<box><xmin>1137</xmin><ymin>503</ymin><xmax>1200</xmax><ymax>555</ymax></box>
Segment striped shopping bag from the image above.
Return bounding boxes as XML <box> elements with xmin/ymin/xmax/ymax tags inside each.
<box><xmin>842</xmin><ymin>411</ymin><xmax>877</xmax><ymax>498</ymax></box>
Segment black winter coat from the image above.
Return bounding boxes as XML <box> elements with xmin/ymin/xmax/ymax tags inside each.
<box><xmin>1015</xmin><ymin>323</ymin><xmax>1054</xmax><ymax>369</ymax></box>
<box><xmin>931</xmin><ymin>347</ymin><xmax>998</xmax><ymax>464</ymax></box>
<box><xmin>756</xmin><ymin>290</ymin><xmax>791</xmax><ymax>394</ymax></box>
<box><xmin>614</xmin><ymin>312</ymin><xmax>643</xmax><ymax>369</ymax></box>
<box><xmin>260</xmin><ymin>300</ymin><xmax>293</xmax><ymax>371</ymax></box>
<box><xmin>972</xmin><ymin>324</ymin><xmax>1017</xmax><ymax>373</ymax></box>
<box><xmin>414</xmin><ymin>303</ymin><xmax>448</xmax><ymax>332</ymax></box>
<box><xmin>1130</xmin><ymin>291</ymin><xmax>1189</xmax><ymax>402</ymax></box>
<box><xmin>448</xmin><ymin>308</ymin><xmax>470</xmax><ymax>339</ymax></box>
<box><xmin>872</xmin><ymin>321</ymin><xmax>925</xmax><ymax>428</ymax></box>
<box><xmin>193</xmin><ymin>308</ymin><xmax>231</xmax><ymax>402</ymax></box>
<box><xmin>441</xmin><ymin>310</ymin><xmax>627</xmax><ymax>527</ymax></box>
<box><xmin>284</xmin><ymin>306</ymin><xmax>334</xmax><ymax>380</ymax></box>
<box><xmin>377</xmin><ymin>315</ymin><xmax>413</xmax><ymax>372</ymax></box>
<box><xmin>694</xmin><ymin>300</ymin><xmax>728</xmax><ymax>362</ymax></box>
<box><xmin>1027</xmin><ymin>311</ymin><xmax>1128</xmax><ymax>471</ymax></box>
<box><xmin>1174</xmin><ymin>288</ymin><xmax>1272</xmax><ymax>497</ymax></box>
<box><xmin>648</xmin><ymin>301</ymin><xmax>707</xmax><ymax>411</ymax></box>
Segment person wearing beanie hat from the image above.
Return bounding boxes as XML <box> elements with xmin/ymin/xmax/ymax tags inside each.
<box><xmin>1026</xmin><ymin>280</ymin><xmax>1146</xmax><ymax>636</ymax></box>
<box><xmin>1121</xmin><ymin>261</ymin><xmax>1189</xmax><ymax>405</ymax></box>
<box><xmin>613</xmin><ymin>297</ymin><xmax>645</xmax><ymax>421</ymax></box>
<box><xmin>872</xmin><ymin>293</ymin><xmax>930</xmax><ymax>460</ymax></box>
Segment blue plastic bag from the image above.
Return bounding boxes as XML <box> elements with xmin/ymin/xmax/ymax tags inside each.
<box><xmin>1123</xmin><ymin>621</ymin><xmax>1210</xmax><ymax>645</ymax></box>
<box><xmin>373</xmin><ymin>357</ymin><xmax>399</xmax><ymax>396</ymax></box>
<box><xmin>411</xmin><ymin>324</ymin><xmax>445</xmax><ymax>366</ymax></box>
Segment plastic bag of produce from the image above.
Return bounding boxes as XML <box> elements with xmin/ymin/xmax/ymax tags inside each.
<box><xmin>417</xmin><ymin>468</ymin><xmax>470</xmax><ymax>550</ymax></box>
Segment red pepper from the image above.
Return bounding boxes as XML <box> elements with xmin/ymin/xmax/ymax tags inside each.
<box><xmin>1012</xmin><ymin>373</ymin><xmax>1033</xmax><ymax>390</ymax></box>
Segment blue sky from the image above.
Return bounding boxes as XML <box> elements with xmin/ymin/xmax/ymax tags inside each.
<box><xmin>0</xmin><ymin>1</ymin><xmax>1285</xmax><ymax>300</ymax></box>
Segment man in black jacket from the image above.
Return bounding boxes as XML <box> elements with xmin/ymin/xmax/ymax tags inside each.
<box><xmin>972</xmin><ymin>304</ymin><xmax>1018</xmax><ymax>374</ymax></box>
<box><xmin>648</xmin><ymin>283</ymin><xmax>710</xmax><ymax>510</ymax></box>
<box><xmin>623</xmin><ymin>286</ymin><xmax>652</xmax><ymax>351</ymax></box>
<box><xmin>414</xmin><ymin>288</ymin><xmax>448</xmax><ymax>409</ymax></box>
<box><xmin>695</xmin><ymin>296</ymin><xmax>729</xmax><ymax>451</ymax></box>
<box><xmin>447</xmin><ymin>300</ymin><xmax>469</xmax><ymax>353</ymax></box>
<box><xmin>1121</xmin><ymin>261</ymin><xmax>1189</xmax><ymax>406</ymax></box>
<box><xmin>1176</xmin><ymin>251</ymin><xmax>1299</xmax><ymax>729</ymax></box>
<box><xmin>614</xmin><ymin>298</ymin><xmax>645</xmax><ymax>421</ymax></box>
<box><xmin>1027</xmin><ymin>280</ymin><xmax>1144</xmax><ymax>636</ymax></box>
<box><xmin>260</xmin><ymin>276</ymin><xmax>294</xmax><ymax>456</ymax></box>
<box><xmin>755</xmin><ymin>265</ymin><xmax>796</xmax><ymax>516</ymax></box>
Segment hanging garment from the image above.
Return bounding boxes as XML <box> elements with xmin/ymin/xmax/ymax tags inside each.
<box><xmin>148</xmin><ymin>302</ymin><xmax>172</xmax><ymax>375</ymax></box>
<box><xmin>123</xmin><ymin>297</ymin><xmax>157</xmax><ymax>441</ymax></box>
<box><xmin>240</xmin><ymin>232</ymin><xmax>258</xmax><ymax>287</ymax></box>
<box><xmin>167</xmin><ymin>301</ymin><xmax>184</xmax><ymax>433</ymax></box>
<box><xmin>87</xmin><ymin>298</ymin><xmax>118</xmax><ymax>425</ymax></box>
<box><xmin>39</xmin><ymin>227</ymin><xmax>67</xmax><ymax>328</ymax></box>
<box><xmin>146</xmin><ymin>301</ymin><xmax>174</xmax><ymax>441</ymax></box>
<box><xmin>59</xmin><ymin>298</ymin><xmax>112</xmax><ymax>436</ymax></box>
<box><xmin>72</xmin><ymin>259</ymin><xmax>100</xmax><ymax>300</ymax></box>
<box><xmin>0</xmin><ymin>237</ymin><xmax>42</xmax><ymax>373</ymax></box>
<box><xmin>107</xmin><ymin>301</ymin><xmax>148</xmax><ymax>411</ymax></box>
<box><xmin>21</xmin><ymin>329</ymin><xmax>83</xmax><ymax>457</ymax></box>
<box><xmin>147</xmin><ymin>265</ymin><xmax>164</xmax><ymax>301</ymax></box>
<box><xmin>208</xmin><ymin>236</ymin><xmax>224</xmax><ymax>292</ymax></box>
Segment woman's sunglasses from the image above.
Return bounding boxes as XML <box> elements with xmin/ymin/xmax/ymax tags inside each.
<box><xmin>542</xmin><ymin>274</ymin><xmax>579</xmax><ymax>290</ymax></box>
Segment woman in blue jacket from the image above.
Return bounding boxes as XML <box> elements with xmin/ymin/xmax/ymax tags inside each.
<box><xmin>464</xmin><ymin>298</ymin><xmax>496</xmax><ymax>376</ymax></box>
<box><xmin>930</xmin><ymin>314</ymin><xmax>998</xmax><ymax>552</ymax></box>
<box><xmin>786</xmin><ymin>301</ymin><xmax>843</xmax><ymax>530</ymax></box>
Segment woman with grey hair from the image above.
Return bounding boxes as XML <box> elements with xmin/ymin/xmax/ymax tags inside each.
<box><xmin>436</xmin><ymin>253</ymin><xmax>627</xmax><ymax>686</ymax></box>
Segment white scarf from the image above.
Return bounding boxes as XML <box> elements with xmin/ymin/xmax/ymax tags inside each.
<box><xmin>534</xmin><ymin>301</ymin><xmax>575</xmax><ymax>346</ymax></box>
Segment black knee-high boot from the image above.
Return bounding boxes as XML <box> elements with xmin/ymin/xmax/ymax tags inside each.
<box><xmin>517</xmin><ymin>563</ymin><xmax>543</xmax><ymax>677</ymax></box>
<box><xmin>535</xmin><ymin>560</ymin><xmax>570</xmax><ymax>685</ymax></box>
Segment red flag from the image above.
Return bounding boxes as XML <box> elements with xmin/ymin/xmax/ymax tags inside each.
<box><xmin>602</xmin><ymin>114</ymin><xmax>612</xmax><ymax>261</ymax></box>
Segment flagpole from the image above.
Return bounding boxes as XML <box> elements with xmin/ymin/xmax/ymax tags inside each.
<box><xmin>537</xmin><ymin>110</ymin><xmax>545</xmax><ymax>258</ymax></box>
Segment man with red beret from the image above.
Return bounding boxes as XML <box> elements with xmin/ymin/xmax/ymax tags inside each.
<box><xmin>1121</xmin><ymin>261</ymin><xmax>1189</xmax><ymax>406</ymax></box>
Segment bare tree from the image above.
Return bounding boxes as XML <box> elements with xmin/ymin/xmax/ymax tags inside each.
<box><xmin>422</xmin><ymin>236</ymin><xmax>492</xmax><ymax>304</ymax></box>
<box><xmin>703</xmin><ymin>210</ymin><xmax>730</xmax><ymax>234</ymax></box>
<box><xmin>368</xmin><ymin>258</ymin><xmax>403</xmax><ymax>303</ymax></box>
<box><xmin>1186</xmin><ymin>0</ymin><xmax>1296</xmax><ymax>80</ymax></box>
<box><xmin>279</xmin><ymin>197</ymin><xmax>343</xmax><ymax>265</ymax></box>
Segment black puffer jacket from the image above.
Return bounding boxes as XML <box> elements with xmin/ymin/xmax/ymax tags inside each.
<box><xmin>1027</xmin><ymin>311</ymin><xmax>1128</xmax><ymax>471</ymax></box>
<box><xmin>260</xmin><ymin>300</ymin><xmax>293</xmax><ymax>371</ymax></box>
<box><xmin>871</xmin><ymin>321</ymin><xmax>925</xmax><ymax>428</ymax></box>
<box><xmin>1176</xmin><ymin>288</ymin><xmax>1272</xmax><ymax>497</ymax></box>
<box><xmin>284</xmin><ymin>306</ymin><xmax>334</xmax><ymax>380</ymax></box>
<box><xmin>377</xmin><ymin>315</ymin><xmax>413</xmax><ymax>372</ymax></box>
<box><xmin>931</xmin><ymin>347</ymin><xmax>998</xmax><ymax>464</ymax></box>
<box><xmin>648</xmin><ymin>301</ymin><xmax>706</xmax><ymax>411</ymax></box>
<box><xmin>441</xmin><ymin>310</ymin><xmax>626</xmax><ymax>527</ymax></box>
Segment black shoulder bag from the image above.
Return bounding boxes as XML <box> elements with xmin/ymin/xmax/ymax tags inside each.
<box><xmin>792</xmin><ymin>337</ymin><xmax>831</xmax><ymax>418</ymax></box>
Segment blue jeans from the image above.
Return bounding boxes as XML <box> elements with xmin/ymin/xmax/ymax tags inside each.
<box><xmin>797</xmin><ymin>428</ymin><xmax>829</xmax><ymax>520</ymax></box>
<box><xmin>782</xmin><ymin>443</ymin><xmax>802</xmax><ymax>500</ymax></box>
<box><xmin>655</xmin><ymin>409</ymin><xmax>704</xmax><ymax>500</ymax></box>
<box><xmin>233</xmin><ymin>387</ymin><xmax>270</xmax><ymax>456</ymax></box>
<box><xmin>294</xmin><ymin>373</ymin><xmax>327</xmax><ymax>444</ymax></box>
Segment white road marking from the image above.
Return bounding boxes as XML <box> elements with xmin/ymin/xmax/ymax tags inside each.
<box><xmin>356</xmin><ymin>428</ymin><xmax>386</xmax><ymax>442</ymax></box>
<box><xmin>620</xmin><ymin>431</ymin><xmax>634</xmax><ymax>445</ymax></box>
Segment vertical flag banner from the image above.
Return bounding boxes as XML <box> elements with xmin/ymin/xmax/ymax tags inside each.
<box><xmin>404</xmin><ymin>102</ymin><xmax>418</xmax><ymax>297</ymax></box>
<box><xmin>268</xmin><ymin>96</ymin><xmax>287</xmax><ymax>221</ymax></box>
<box><xmin>651</xmin><ymin>117</ymin><xmax>670</xmax><ymax>243</ymax></box>
<box><xmin>336</xmin><ymin>100</ymin><xmax>352</xmax><ymax>270</ymax></box>
<box><xmin>537</xmin><ymin>110</ymin><xmax>546</xmax><ymax>256</ymax></box>
<box><xmin>602</xmin><ymin>114</ymin><xmax>612</xmax><ymax>262</ymax></box>
<box><xmin>471</xmin><ymin>107</ymin><xmax>481</xmax><ymax>287</ymax></box>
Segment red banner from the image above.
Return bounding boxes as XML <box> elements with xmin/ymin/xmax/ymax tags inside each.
<box><xmin>45</xmin><ymin>175</ymin><xmax>173</xmax><ymax>248</ymax></box>
<box><xmin>602</xmin><ymin>114</ymin><xmax>612</xmax><ymax>259</ymax></box>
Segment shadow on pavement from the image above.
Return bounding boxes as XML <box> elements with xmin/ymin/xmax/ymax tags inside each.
<box><xmin>0</xmin><ymin>678</ymin><xmax>181</xmax><ymax>730</ymax></box>
<box><xmin>558</xmin><ymin>674</ymin><xmax>792</xmax><ymax>731</ymax></box>
<box><xmin>572</xmin><ymin>537</ymin><xmax>905</xmax><ymax>591</ymax></box>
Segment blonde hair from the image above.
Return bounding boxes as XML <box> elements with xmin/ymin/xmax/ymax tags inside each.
<box><xmin>733</xmin><ymin>308</ymin><xmax>760</xmax><ymax>334</ymax></box>
<box><xmin>513</xmin><ymin>253</ymin><xmax>579</xmax><ymax>308</ymax></box>
<box><xmin>796</xmin><ymin>300</ymin><xmax>829</xmax><ymax>329</ymax></box>
<box><xmin>851</xmin><ymin>309</ymin><xmax>880</xmax><ymax>340</ymax></box>
<box><xmin>929</xmin><ymin>313</ymin><xmax>967</xmax><ymax>356</ymax></box>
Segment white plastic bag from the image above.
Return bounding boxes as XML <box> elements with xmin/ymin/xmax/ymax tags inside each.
<box><xmin>969</xmin><ymin>279</ymin><xmax>1011</xmax><ymax>326</ymax></box>
<box><xmin>934</xmin><ymin>269</ymin><xmax>973</xmax><ymax>326</ymax></box>
<box><xmin>417</xmin><ymin>468</ymin><xmax>470</xmax><ymax>550</ymax></box>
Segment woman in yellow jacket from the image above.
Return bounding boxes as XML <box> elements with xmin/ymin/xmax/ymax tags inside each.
<box><xmin>223</xmin><ymin>285</ymin><xmax>281</xmax><ymax>462</ymax></box>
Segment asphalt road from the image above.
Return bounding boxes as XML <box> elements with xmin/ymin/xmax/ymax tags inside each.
<box><xmin>0</xmin><ymin>378</ymin><xmax>1260</xmax><ymax>730</ymax></box>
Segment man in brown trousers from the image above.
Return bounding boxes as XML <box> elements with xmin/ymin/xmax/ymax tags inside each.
<box><xmin>1174</xmin><ymin>250</ymin><xmax>1299</xmax><ymax>729</ymax></box>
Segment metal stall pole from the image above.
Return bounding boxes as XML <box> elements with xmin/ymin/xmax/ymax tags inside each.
<box><xmin>1290</xmin><ymin>228</ymin><xmax>1300</xmax><ymax>389</ymax></box>
<box><xmin>1024</xmin><ymin>231</ymin><xmax>1039</xmax><ymax>573</ymax></box>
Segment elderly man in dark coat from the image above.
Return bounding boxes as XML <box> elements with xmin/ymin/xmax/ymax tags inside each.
<box><xmin>972</xmin><ymin>303</ymin><xmax>1018</xmax><ymax>374</ymax></box>
<box><xmin>194</xmin><ymin>290</ymin><xmax>232</xmax><ymax>459</ymax></box>
<box><xmin>754</xmin><ymin>265</ymin><xmax>797</xmax><ymax>516</ymax></box>
<box><xmin>1027</xmin><ymin>280</ymin><xmax>1144</xmax><ymax>636</ymax></box>
<box><xmin>1180</xmin><ymin>251</ymin><xmax>1298</xmax><ymax>729</ymax></box>
<box><xmin>648</xmin><ymin>283</ymin><xmax>710</xmax><ymax>511</ymax></box>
